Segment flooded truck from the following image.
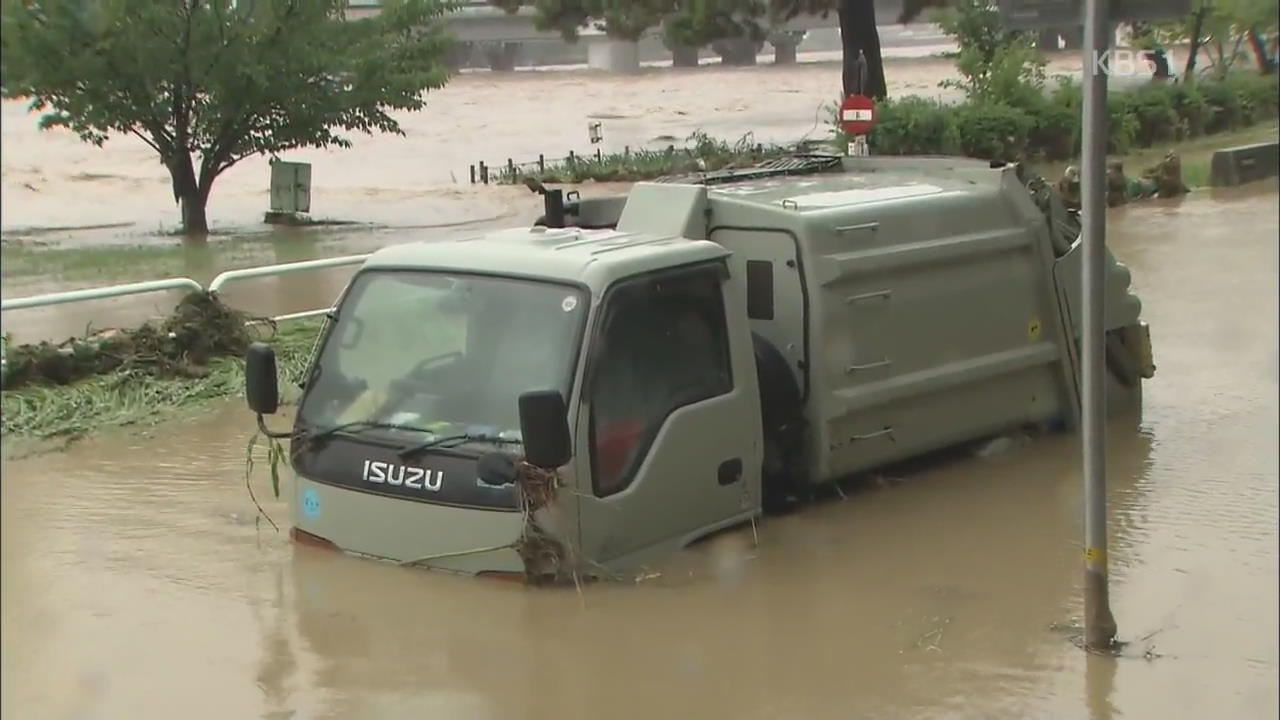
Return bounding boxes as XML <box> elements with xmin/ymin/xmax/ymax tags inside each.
<box><xmin>243</xmin><ymin>153</ymin><xmax>1156</xmax><ymax>581</ymax></box>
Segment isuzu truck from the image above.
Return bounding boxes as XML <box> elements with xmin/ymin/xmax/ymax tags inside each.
<box><xmin>243</xmin><ymin>153</ymin><xmax>1155</xmax><ymax>580</ymax></box>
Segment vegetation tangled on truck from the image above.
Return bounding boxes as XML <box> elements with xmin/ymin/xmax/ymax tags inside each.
<box><xmin>514</xmin><ymin>462</ymin><xmax>581</xmax><ymax>586</ymax></box>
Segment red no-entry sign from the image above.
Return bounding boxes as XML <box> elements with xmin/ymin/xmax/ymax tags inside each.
<box><xmin>839</xmin><ymin>94</ymin><xmax>876</xmax><ymax>136</ymax></box>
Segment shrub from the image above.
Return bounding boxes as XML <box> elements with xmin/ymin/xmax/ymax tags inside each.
<box><xmin>865</xmin><ymin>97</ymin><xmax>961</xmax><ymax>155</ymax></box>
<box><xmin>1198</xmin><ymin>79</ymin><xmax>1245</xmax><ymax>132</ymax></box>
<box><xmin>1117</xmin><ymin>85</ymin><xmax>1181</xmax><ymax>146</ymax></box>
<box><xmin>1164</xmin><ymin>82</ymin><xmax>1211</xmax><ymax>138</ymax></box>
<box><xmin>1026</xmin><ymin>93</ymin><xmax>1079</xmax><ymax>160</ymax></box>
<box><xmin>840</xmin><ymin>72</ymin><xmax>1269</xmax><ymax>163</ymax></box>
<box><xmin>953</xmin><ymin>102</ymin><xmax>1034</xmax><ymax>161</ymax></box>
<box><xmin>1222</xmin><ymin>72</ymin><xmax>1280</xmax><ymax>124</ymax></box>
<box><xmin>1105</xmin><ymin>93</ymin><xmax>1140</xmax><ymax>154</ymax></box>
<box><xmin>934</xmin><ymin>0</ymin><xmax>1048</xmax><ymax>110</ymax></box>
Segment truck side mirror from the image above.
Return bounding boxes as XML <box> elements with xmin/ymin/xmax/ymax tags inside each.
<box><xmin>518</xmin><ymin>389</ymin><xmax>571</xmax><ymax>469</ymax></box>
<box><xmin>245</xmin><ymin>342</ymin><xmax>280</xmax><ymax>416</ymax></box>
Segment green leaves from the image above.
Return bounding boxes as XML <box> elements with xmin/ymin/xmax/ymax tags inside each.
<box><xmin>530</xmin><ymin>0</ymin><xmax>670</xmax><ymax>40</ymax></box>
<box><xmin>934</xmin><ymin>0</ymin><xmax>1047</xmax><ymax>110</ymax></box>
<box><xmin>663</xmin><ymin>0</ymin><xmax>776</xmax><ymax>48</ymax></box>
<box><xmin>1</xmin><ymin>0</ymin><xmax>455</xmax><ymax>233</ymax></box>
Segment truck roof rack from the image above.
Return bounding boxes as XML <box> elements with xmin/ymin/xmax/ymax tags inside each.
<box><xmin>655</xmin><ymin>152</ymin><xmax>844</xmax><ymax>186</ymax></box>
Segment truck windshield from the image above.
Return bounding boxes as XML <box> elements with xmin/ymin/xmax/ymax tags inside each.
<box><xmin>296</xmin><ymin>270</ymin><xmax>587</xmax><ymax>444</ymax></box>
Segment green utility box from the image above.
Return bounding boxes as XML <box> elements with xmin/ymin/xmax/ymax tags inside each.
<box><xmin>269</xmin><ymin>160</ymin><xmax>312</xmax><ymax>214</ymax></box>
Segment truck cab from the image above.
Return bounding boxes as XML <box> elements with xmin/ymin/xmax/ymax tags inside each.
<box><xmin>244</xmin><ymin>154</ymin><xmax>1155</xmax><ymax>581</ymax></box>
<box><xmin>249</xmin><ymin>216</ymin><xmax>766</xmax><ymax>577</ymax></box>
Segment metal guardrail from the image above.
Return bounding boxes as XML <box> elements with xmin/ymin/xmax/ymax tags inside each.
<box><xmin>1</xmin><ymin>255</ymin><xmax>370</xmax><ymax>320</ymax></box>
<box><xmin>0</xmin><ymin>278</ymin><xmax>204</xmax><ymax>312</ymax></box>
<box><xmin>0</xmin><ymin>255</ymin><xmax>371</xmax><ymax>378</ymax></box>
<box><xmin>208</xmin><ymin>254</ymin><xmax>369</xmax><ymax>294</ymax></box>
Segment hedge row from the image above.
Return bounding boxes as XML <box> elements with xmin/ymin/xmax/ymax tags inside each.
<box><xmin>859</xmin><ymin>72</ymin><xmax>1280</xmax><ymax>162</ymax></box>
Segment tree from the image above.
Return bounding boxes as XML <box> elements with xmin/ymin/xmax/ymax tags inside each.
<box><xmin>663</xmin><ymin>0</ymin><xmax>773</xmax><ymax>64</ymax></box>
<box><xmin>928</xmin><ymin>0</ymin><xmax>1046</xmax><ymax>107</ymax></box>
<box><xmin>837</xmin><ymin>0</ymin><xmax>886</xmax><ymax>97</ymax></box>
<box><xmin>1147</xmin><ymin>0</ymin><xmax>1279</xmax><ymax>78</ymax></box>
<box><xmin>0</xmin><ymin>0</ymin><xmax>454</xmax><ymax>237</ymax></box>
<box><xmin>591</xmin><ymin>0</ymin><xmax>675</xmax><ymax>40</ymax></box>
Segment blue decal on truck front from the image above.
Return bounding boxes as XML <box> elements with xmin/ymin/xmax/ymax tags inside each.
<box><xmin>302</xmin><ymin>488</ymin><xmax>321</xmax><ymax>519</ymax></box>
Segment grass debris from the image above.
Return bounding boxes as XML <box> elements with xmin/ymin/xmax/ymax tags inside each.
<box><xmin>1</xmin><ymin>294</ymin><xmax>323</xmax><ymax>441</ymax></box>
<box><xmin>3</xmin><ymin>292</ymin><xmax>261</xmax><ymax>390</ymax></box>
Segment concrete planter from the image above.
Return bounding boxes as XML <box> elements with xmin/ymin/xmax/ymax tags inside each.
<box><xmin>712</xmin><ymin>37</ymin><xmax>764</xmax><ymax>66</ymax></box>
<box><xmin>672</xmin><ymin>44</ymin><xmax>701</xmax><ymax>68</ymax></box>
<box><xmin>587</xmin><ymin>38</ymin><xmax>641</xmax><ymax>73</ymax></box>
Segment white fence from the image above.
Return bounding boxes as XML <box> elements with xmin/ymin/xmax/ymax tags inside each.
<box><xmin>0</xmin><ymin>254</ymin><xmax>371</xmax><ymax>376</ymax></box>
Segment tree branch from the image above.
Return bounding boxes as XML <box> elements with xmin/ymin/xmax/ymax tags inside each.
<box><xmin>201</xmin><ymin>0</ymin><xmax>300</xmax><ymax>180</ymax></box>
<box><xmin>198</xmin><ymin>146</ymin><xmax>263</xmax><ymax>195</ymax></box>
<box><xmin>129</xmin><ymin>128</ymin><xmax>162</xmax><ymax>154</ymax></box>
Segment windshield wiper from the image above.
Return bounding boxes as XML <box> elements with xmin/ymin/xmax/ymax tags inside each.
<box><xmin>300</xmin><ymin>420</ymin><xmax>431</xmax><ymax>448</ymax></box>
<box><xmin>398</xmin><ymin>433</ymin><xmax>521</xmax><ymax>459</ymax></box>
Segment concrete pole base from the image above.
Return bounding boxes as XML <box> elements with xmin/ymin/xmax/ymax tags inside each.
<box><xmin>769</xmin><ymin>30</ymin><xmax>805</xmax><ymax>65</ymax></box>
<box><xmin>712</xmin><ymin>37</ymin><xmax>761</xmax><ymax>66</ymax></box>
<box><xmin>587</xmin><ymin>38</ymin><xmax>641</xmax><ymax>73</ymax></box>
<box><xmin>483</xmin><ymin>41</ymin><xmax>521</xmax><ymax>72</ymax></box>
<box><xmin>671</xmin><ymin>44</ymin><xmax>700</xmax><ymax>68</ymax></box>
<box><xmin>1083</xmin><ymin>565</ymin><xmax>1118</xmax><ymax>650</ymax></box>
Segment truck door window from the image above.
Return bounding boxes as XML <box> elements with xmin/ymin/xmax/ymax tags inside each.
<box><xmin>589</xmin><ymin>266</ymin><xmax>734</xmax><ymax>497</ymax></box>
<box><xmin>745</xmin><ymin>260</ymin><xmax>775</xmax><ymax>321</ymax></box>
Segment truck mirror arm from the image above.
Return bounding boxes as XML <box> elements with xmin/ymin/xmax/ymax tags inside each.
<box><xmin>257</xmin><ymin>413</ymin><xmax>293</xmax><ymax>440</ymax></box>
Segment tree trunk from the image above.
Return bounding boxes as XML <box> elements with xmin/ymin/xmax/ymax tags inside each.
<box><xmin>838</xmin><ymin>0</ymin><xmax>887</xmax><ymax>99</ymax></box>
<box><xmin>168</xmin><ymin>153</ymin><xmax>210</xmax><ymax>236</ymax></box>
<box><xmin>1183</xmin><ymin>7</ymin><xmax>1206</xmax><ymax>81</ymax></box>
<box><xmin>1246</xmin><ymin>28</ymin><xmax>1274</xmax><ymax>74</ymax></box>
<box><xmin>181</xmin><ymin>192</ymin><xmax>210</xmax><ymax>236</ymax></box>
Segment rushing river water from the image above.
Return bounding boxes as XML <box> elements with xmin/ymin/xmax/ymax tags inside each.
<box><xmin>1</xmin><ymin>180</ymin><xmax>1276</xmax><ymax>719</ymax></box>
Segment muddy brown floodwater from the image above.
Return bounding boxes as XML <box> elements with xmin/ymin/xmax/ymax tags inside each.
<box><xmin>2</xmin><ymin>180</ymin><xmax>1278</xmax><ymax>720</ymax></box>
<box><xmin>2</xmin><ymin>48</ymin><xmax>1117</xmax><ymax>240</ymax></box>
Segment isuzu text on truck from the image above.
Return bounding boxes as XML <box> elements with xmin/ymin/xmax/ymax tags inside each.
<box><xmin>243</xmin><ymin>153</ymin><xmax>1155</xmax><ymax>581</ymax></box>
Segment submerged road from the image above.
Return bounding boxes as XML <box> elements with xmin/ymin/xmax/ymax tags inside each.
<box><xmin>1</xmin><ymin>181</ymin><xmax>1277</xmax><ymax>719</ymax></box>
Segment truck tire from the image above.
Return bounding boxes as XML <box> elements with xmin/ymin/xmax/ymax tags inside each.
<box><xmin>752</xmin><ymin>333</ymin><xmax>806</xmax><ymax>514</ymax></box>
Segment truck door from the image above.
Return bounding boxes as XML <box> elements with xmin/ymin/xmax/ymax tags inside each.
<box><xmin>576</xmin><ymin>260</ymin><xmax>761</xmax><ymax>570</ymax></box>
<box><xmin>710</xmin><ymin>228</ymin><xmax>807</xmax><ymax>394</ymax></box>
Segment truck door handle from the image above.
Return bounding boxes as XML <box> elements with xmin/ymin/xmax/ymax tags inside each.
<box><xmin>718</xmin><ymin>458</ymin><xmax>743</xmax><ymax>486</ymax></box>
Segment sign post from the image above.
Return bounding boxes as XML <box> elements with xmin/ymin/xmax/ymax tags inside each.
<box><xmin>995</xmin><ymin>0</ymin><xmax>1192</xmax><ymax>653</ymax></box>
<box><xmin>839</xmin><ymin>94</ymin><xmax>876</xmax><ymax>157</ymax></box>
<box><xmin>1079</xmin><ymin>0</ymin><xmax>1117</xmax><ymax>652</ymax></box>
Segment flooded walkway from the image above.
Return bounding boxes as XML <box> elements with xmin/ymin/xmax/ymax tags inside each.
<box><xmin>2</xmin><ymin>182</ymin><xmax>1277</xmax><ymax>719</ymax></box>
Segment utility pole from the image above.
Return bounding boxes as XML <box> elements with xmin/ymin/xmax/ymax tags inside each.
<box><xmin>1081</xmin><ymin>0</ymin><xmax>1117</xmax><ymax>650</ymax></box>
